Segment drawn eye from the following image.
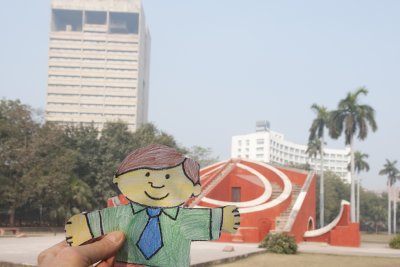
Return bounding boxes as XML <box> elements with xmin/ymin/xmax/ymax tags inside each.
<box><xmin>145</xmin><ymin>172</ymin><xmax>150</xmax><ymax>177</ymax></box>
<box><xmin>165</xmin><ymin>174</ymin><xmax>170</xmax><ymax>179</ymax></box>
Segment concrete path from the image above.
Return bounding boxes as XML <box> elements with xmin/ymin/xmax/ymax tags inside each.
<box><xmin>0</xmin><ymin>235</ymin><xmax>64</xmax><ymax>266</ymax></box>
<box><xmin>1</xmin><ymin>235</ymin><xmax>399</xmax><ymax>266</ymax></box>
<box><xmin>0</xmin><ymin>235</ymin><xmax>263</xmax><ymax>266</ymax></box>
<box><xmin>298</xmin><ymin>242</ymin><xmax>400</xmax><ymax>258</ymax></box>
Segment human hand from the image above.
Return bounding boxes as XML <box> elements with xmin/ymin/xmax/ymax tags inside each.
<box><xmin>65</xmin><ymin>213</ymin><xmax>93</xmax><ymax>246</ymax></box>
<box><xmin>38</xmin><ymin>231</ymin><xmax>125</xmax><ymax>267</ymax></box>
<box><xmin>221</xmin><ymin>205</ymin><xmax>240</xmax><ymax>233</ymax></box>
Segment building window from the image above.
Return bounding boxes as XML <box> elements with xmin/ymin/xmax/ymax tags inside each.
<box><xmin>238</xmin><ymin>140</ymin><xmax>242</xmax><ymax>146</ymax></box>
<box><xmin>85</xmin><ymin>11</ymin><xmax>107</xmax><ymax>25</ymax></box>
<box><xmin>246</xmin><ymin>140</ymin><xmax>250</xmax><ymax>146</ymax></box>
<box><xmin>256</xmin><ymin>139</ymin><xmax>264</xmax><ymax>145</ymax></box>
<box><xmin>109</xmin><ymin>12</ymin><xmax>139</xmax><ymax>34</ymax></box>
<box><xmin>52</xmin><ymin>9</ymin><xmax>83</xmax><ymax>32</ymax></box>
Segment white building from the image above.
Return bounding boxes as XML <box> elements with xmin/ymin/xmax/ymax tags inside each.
<box><xmin>231</xmin><ymin>122</ymin><xmax>351</xmax><ymax>182</ymax></box>
<box><xmin>45</xmin><ymin>0</ymin><xmax>150</xmax><ymax>131</ymax></box>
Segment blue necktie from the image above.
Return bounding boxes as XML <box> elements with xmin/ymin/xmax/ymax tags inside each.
<box><xmin>137</xmin><ymin>208</ymin><xmax>163</xmax><ymax>259</ymax></box>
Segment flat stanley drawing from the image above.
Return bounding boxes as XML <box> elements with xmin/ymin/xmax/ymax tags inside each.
<box><xmin>65</xmin><ymin>144</ymin><xmax>240</xmax><ymax>267</ymax></box>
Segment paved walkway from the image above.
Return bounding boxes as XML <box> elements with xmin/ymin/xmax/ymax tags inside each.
<box><xmin>0</xmin><ymin>235</ymin><xmax>263</xmax><ymax>266</ymax></box>
<box><xmin>297</xmin><ymin>242</ymin><xmax>400</xmax><ymax>258</ymax></box>
<box><xmin>0</xmin><ymin>235</ymin><xmax>399</xmax><ymax>266</ymax></box>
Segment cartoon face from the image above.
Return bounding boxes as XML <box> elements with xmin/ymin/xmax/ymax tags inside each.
<box><xmin>113</xmin><ymin>164</ymin><xmax>201</xmax><ymax>208</ymax></box>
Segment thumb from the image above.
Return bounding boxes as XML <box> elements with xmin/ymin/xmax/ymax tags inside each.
<box><xmin>76</xmin><ymin>231</ymin><xmax>125</xmax><ymax>265</ymax></box>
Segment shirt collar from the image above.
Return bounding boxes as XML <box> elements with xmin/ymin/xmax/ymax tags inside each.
<box><xmin>129</xmin><ymin>202</ymin><xmax>179</xmax><ymax>220</ymax></box>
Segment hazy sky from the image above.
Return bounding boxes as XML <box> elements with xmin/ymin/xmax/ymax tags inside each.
<box><xmin>1</xmin><ymin>0</ymin><xmax>400</xmax><ymax>191</ymax></box>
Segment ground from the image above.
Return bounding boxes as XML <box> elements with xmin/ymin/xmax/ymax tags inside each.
<box><xmin>215</xmin><ymin>253</ymin><xmax>400</xmax><ymax>267</ymax></box>
<box><xmin>0</xmin><ymin>232</ymin><xmax>398</xmax><ymax>267</ymax></box>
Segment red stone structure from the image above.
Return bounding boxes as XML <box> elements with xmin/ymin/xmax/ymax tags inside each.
<box><xmin>185</xmin><ymin>159</ymin><xmax>316</xmax><ymax>243</ymax></box>
<box><xmin>185</xmin><ymin>159</ymin><xmax>360</xmax><ymax>246</ymax></box>
<box><xmin>109</xmin><ymin>158</ymin><xmax>360</xmax><ymax>246</ymax></box>
<box><xmin>303</xmin><ymin>200</ymin><xmax>360</xmax><ymax>247</ymax></box>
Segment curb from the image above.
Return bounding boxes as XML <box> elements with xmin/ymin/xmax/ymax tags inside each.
<box><xmin>190</xmin><ymin>250</ymin><xmax>266</xmax><ymax>267</ymax></box>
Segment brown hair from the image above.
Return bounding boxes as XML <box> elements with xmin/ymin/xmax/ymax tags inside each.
<box><xmin>115</xmin><ymin>144</ymin><xmax>200</xmax><ymax>184</ymax></box>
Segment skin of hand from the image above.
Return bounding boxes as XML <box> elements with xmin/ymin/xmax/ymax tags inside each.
<box><xmin>38</xmin><ymin>231</ymin><xmax>125</xmax><ymax>267</ymax></box>
<box><xmin>65</xmin><ymin>213</ymin><xmax>93</xmax><ymax>246</ymax></box>
<box><xmin>221</xmin><ymin>205</ymin><xmax>240</xmax><ymax>233</ymax></box>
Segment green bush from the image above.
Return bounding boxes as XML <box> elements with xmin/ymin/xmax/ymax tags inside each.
<box><xmin>259</xmin><ymin>232</ymin><xmax>298</xmax><ymax>254</ymax></box>
<box><xmin>389</xmin><ymin>234</ymin><xmax>400</xmax><ymax>249</ymax></box>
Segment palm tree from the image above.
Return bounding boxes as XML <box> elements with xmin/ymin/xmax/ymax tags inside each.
<box><xmin>306</xmin><ymin>138</ymin><xmax>321</xmax><ymax>159</ymax></box>
<box><xmin>348</xmin><ymin>151</ymin><xmax>369</xmax><ymax>222</ymax></box>
<box><xmin>306</xmin><ymin>138</ymin><xmax>323</xmax><ymax>227</ymax></box>
<box><xmin>309</xmin><ymin>104</ymin><xmax>330</xmax><ymax>227</ymax></box>
<box><xmin>379</xmin><ymin>159</ymin><xmax>399</xmax><ymax>234</ymax></box>
<box><xmin>329</xmin><ymin>87</ymin><xmax>377</xmax><ymax>222</ymax></box>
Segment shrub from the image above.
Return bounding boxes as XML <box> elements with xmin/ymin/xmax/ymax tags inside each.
<box><xmin>389</xmin><ymin>234</ymin><xmax>400</xmax><ymax>249</ymax></box>
<box><xmin>259</xmin><ymin>232</ymin><xmax>298</xmax><ymax>254</ymax></box>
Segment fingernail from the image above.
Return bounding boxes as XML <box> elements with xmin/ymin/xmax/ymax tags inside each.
<box><xmin>107</xmin><ymin>231</ymin><xmax>125</xmax><ymax>244</ymax></box>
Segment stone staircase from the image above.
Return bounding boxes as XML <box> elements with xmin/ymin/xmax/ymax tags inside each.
<box><xmin>273</xmin><ymin>184</ymin><xmax>302</xmax><ymax>232</ymax></box>
<box><xmin>270</xmin><ymin>182</ymin><xmax>282</xmax><ymax>200</ymax></box>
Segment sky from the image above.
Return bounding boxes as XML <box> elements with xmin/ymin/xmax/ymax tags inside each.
<box><xmin>1</xmin><ymin>0</ymin><xmax>400</xmax><ymax>191</ymax></box>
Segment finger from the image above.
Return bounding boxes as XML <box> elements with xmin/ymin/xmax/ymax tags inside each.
<box><xmin>37</xmin><ymin>240</ymin><xmax>68</xmax><ymax>264</ymax></box>
<box><xmin>96</xmin><ymin>256</ymin><xmax>116</xmax><ymax>267</ymax></box>
<box><xmin>75</xmin><ymin>231</ymin><xmax>125</xmax><ymax>265</ymax></box>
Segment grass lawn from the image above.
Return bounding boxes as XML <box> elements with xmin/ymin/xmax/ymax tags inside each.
<box><xmin>215</xmin><ymin>252</ymin><xmax>400</xmax><ymax>267</ymax></box>
<box><xmin>361</xmin><ymin>233</ymin><xmax>394</xmax><ymax>244</ymax></box>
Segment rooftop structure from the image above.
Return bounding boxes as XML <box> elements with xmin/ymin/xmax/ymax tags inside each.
<box><xmin>45</xmin><ymin>0</ymin><xmax>150</xmax><ymax>131</ymax></box>
<box><xmin>231</xmin><ymin>122</ymin><xmax>351</xmax><ymax>182</ymax></box>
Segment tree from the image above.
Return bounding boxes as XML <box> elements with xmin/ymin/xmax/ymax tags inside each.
<box><xmin>61</xmin><ymin>123</ymin><xmax>100</xmax><ymax>195</ymax></box>
<box><xmin>186</xmin><ymin>146</ymin><xmax>219</xmax><ymax>168</ymax></box>
<box><xmin>0</xmin><ymin>100</ymin><xmax>192</xmax><ymax>226</ymax></box>
<box><xmin>308</xmin><ymin>104</ymin><xmax>330</xmax><ymax>227</ymax></box>
<box><xmin>329</xmin><ymin>87</ymin><xmax>377</xmax><ymax>222</ymax></box>
<box><xmin>30</xmin><ymin>123</ymin><xmax>95</xmax><ymax>222</ymax></box>
<box><xmin>365</xmin><ymin>206</ymin><xmax>387</xmax><ymax>234</ymax></box>
<box><xmin>95</xmin><ymin>122</ymin><xmax>136</xmax><ymax>207</ymax></box>
<box><xmin>306</xmin><ymin>138</ymin><xmax>321</xmax><ymax>159</ymax></box>
<box><xmin>132</xmin><ymin>123</ymin><xmax>183</xmax><ymax>152</ymax></box>
<box><xmin>348</xmin><ymin>151</ymin><xmax>369</xmax><ymax>222</ymax></box>
<box><xmin>0</xmin><ymin>99</ymin><xmax>39</xmax><ymax>225</ymax></box>
<box><xmin>360</xmin><ymin>189</ymin><xmax>387</xmax><ymax>233</ymax></box>
<box><xmin>315</xmin><ymin>172</ymin><xmax>349</xmax><ymax>225</ymax></box>
<box><xmin>379</xmin><ymin>159</ymin><xmax>399</xmax><ymax>234</ymax></box>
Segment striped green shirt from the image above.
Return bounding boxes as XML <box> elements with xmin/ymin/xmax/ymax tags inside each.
<box><xmin>86</xmin><ymin>203</ymin><xmax>223</xmax><ymax>267</ymax></box>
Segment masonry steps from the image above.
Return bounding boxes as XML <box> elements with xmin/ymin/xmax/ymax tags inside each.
<box><xmin>273</xmin><ymin>184</ymin><xmax>302</xmax><ymax>232</ymax></box>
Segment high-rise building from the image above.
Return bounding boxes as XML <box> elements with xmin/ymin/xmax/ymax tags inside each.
<box><xmin>45</xmin><ymin>0</ymin><xmax>150</xmax><ymax>131</ymax></box>
<box><xmin>231</xmin><ymin>121</ymin><xmax>351</xmax><ymax>182</ymax></box>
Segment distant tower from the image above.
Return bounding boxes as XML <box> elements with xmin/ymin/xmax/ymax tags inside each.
<box><xmin>256</xmin><ymin>120</ymin><xmax>270</xmax><ymax>132</ymax></box>
<box><xmin>45</xmin><ymin>0</ymin><xmax>150</xmax><ymax>131</ymax></box>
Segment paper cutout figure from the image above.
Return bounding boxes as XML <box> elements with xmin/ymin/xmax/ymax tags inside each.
<box><xmin>65</xmin><ymin>144</ymin><xmax>240</xmax><ymax>267</ymax></box>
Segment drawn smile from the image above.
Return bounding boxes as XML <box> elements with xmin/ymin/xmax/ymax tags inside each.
<box><xmin>145</xmin><ymin>191</ymin><xmax>170</xmax><ymax>200</ymax></box>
